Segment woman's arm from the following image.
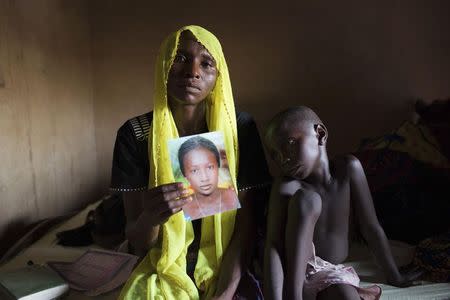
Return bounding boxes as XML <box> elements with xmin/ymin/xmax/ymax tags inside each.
<box><xmin>213</xmin><ymin>189</ymin><xmax>258</xmax><ymax>299</ymax></box>
<box><xmin>214</xmin><ymin>111</ymin><xmax>273</xmax><ymax>298</ymax></box>
<box><xmin>123</xmin><ymin>191</ymin><xmax>160</xmax><ymax>257</ymax></box>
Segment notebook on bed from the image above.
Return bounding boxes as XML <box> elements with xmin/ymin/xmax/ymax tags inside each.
<box><xmin>0</xmin><ymin>264</ymin><xmax>69</xmax><ymax>300</ymax></box>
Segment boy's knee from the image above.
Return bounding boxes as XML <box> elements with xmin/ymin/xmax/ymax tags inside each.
<box><xmin>289</xmin><ymin>189</ymin><xmax>322</xmax><ymax>218</ymax></box>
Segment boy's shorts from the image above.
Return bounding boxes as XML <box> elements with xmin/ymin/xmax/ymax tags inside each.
<box><xmin>304</xmin><ymin>250</ymin><xmax>381</xmax><ymax>300</ymax></box>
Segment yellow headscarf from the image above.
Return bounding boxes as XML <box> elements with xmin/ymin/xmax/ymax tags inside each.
<box><xmin>119</xmin><ymin>25</ymin><xmax>239</xmax><ymax>300</ymax></box>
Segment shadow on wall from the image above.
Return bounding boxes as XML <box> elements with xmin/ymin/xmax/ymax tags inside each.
<box><xmin>0</xmin><ymin>219</ymin><xmax>29</xmax><ymax>259</ymax></box>
<box><xmin>236</xmin><ymin>92</ymin><xmax>412</xmax><ymax>161</ymax></box>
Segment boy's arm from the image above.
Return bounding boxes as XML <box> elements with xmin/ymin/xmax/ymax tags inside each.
<box><xmin>284</xmin><ymin>188</ymin><xmax>321</xmax><ymax>300</ymax></box>
<box><xmin>264</xmin><ymin>179</ymin><xmax>289</xmax><ymax>300</ymax></box>
<box><xmin>348</xmin><ymin>155</ymin><xmax>416</xmax><ymax>286</ymax></box>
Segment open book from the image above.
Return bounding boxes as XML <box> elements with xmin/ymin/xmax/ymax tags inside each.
<box><xmin>0</xmin><ymin>264</ymin><xmax>69</xmax><ymax>300</ymax></box>
<box><xmin>47</xmin><ymin>248</ymin><xmax>138</xmax><ymax>296</ymax></box>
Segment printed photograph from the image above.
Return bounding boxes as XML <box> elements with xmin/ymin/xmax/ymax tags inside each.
<box><xmin>168</xmin><ymin>131</ymin><xmax>240</xmax><ymax>221</ymax></box>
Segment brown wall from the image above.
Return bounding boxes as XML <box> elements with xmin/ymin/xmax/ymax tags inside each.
<box><xmin>90</xmin><ymin>0</ymin><xmax>450</xmax><ymax>187</ymax></box>
<box><xmin>0</xmin><ymin>0</ymin><xmax>99</xmax><ymax>253</ymax></box>
<box><xmin>1</xmin><ymin>0</ymin><xmax>449</xmax><ymax>253</ymax></box>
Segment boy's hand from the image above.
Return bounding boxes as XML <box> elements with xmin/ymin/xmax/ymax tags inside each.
<box><xmin>388</xmin><ymin>267</ymin><xmax>424</xmax><ymax>287</ymax></box>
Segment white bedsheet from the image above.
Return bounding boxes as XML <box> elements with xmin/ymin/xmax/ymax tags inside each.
<box><xmin>1</xmin><ymin>201</ymin><xmax>449</xmax><ymax>299</ymax></box>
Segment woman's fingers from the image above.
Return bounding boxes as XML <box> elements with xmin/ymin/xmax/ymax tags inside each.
<box><xmin>158</xmin><ymin>208</ymin><xmax>182</xmax><ymax>224</ymax></box>
<box><xmin>154</xmin><ymin>195</ymin><xmax>192</xmax><ymax>214</ymax></box>
<box><xmin>168</xmin><ymin>195</ymin><xmax>193</xmax><ymax>209</ymax></box>
<box><xmin>147</xmin><ymin>182</ymin><xmax>184</xmax><ymax>199</ymax></box>
<box><xmin>142</xmin><ymin>182</ymin><xmax>194</xmax><ymax>224</ymax></box>
<box><xmin>162</xmin><ymin>188</ymin><xmax>193</xmax><ymax>202</ymax></box>
<box><xmin>143</xmin><ymin>182</ymin><xmax>185</xmax><ymax>210</ymax></box>
<box><xmin>158</xmin><ymin>196</ymin><xmax>193</xmax><ymax>222</ymax></box>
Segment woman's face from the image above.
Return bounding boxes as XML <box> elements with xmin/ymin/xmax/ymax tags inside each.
<box><xmin>167</xmin><ymin>31</ymin><xmax>218</xmax><ymax>106</ymax></box>
<box><xmin>182</xmin><ymin>147</ymin><xmax>219</xmax><ymax>196</ymax></box>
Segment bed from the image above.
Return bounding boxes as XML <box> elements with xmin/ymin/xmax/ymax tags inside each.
<box><xmin>0</xmin><ymin>198</ymin><xmax>449</xmax><ymax>300</ymax></box>
<box><xmin>0</xmin><ymin>200</ymin><xmax>121</xmax><ymax>300</ymax></box>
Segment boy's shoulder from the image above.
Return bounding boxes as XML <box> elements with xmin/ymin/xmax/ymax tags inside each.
<box><xmin>330</xmin><ymin>154</ymin><xmax>364</xmax><ymax>179</ymax></box>
<box><xmin>272</xmin><ymin>176</ymin><xmax>302</xmax><ymax>197</ymax></box>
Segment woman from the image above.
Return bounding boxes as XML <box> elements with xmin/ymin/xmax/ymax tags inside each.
<box><xmin>110</xmin><ymin>25</ymin><xmax>270</xmax><ymax>299</ymax></box>
<box><xmin>177</xmin><ymin>135</ymin><xmax>239</xmax><ymax>220</ymax></box>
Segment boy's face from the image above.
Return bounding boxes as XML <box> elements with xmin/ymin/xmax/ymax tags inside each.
<box><xmin>271</xmin><ymin>121</ymin><xmax>320</xmax><ymax>179</ymax></box>
<box><xmin>182</xmin><ymin>147</ymin><xmax>219</xmax><ymax>196</ymax></box>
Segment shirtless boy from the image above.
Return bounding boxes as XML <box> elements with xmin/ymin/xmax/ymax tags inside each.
<box><xmin>263</xmin><ymin>106</ymin><xmax>419</xmax><ymax>300</ymax></box>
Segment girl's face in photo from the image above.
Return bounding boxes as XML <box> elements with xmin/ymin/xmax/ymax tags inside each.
<box><xmin>182</xmin><ymin>147</ymin><xmax>219</xmax><ymax>196</ymax></box>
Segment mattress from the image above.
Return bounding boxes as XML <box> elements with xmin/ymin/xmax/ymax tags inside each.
<box><xmin>1</xmin><ymin>200</ymin><xmax>449</xmax><ymax>299</ymax></box>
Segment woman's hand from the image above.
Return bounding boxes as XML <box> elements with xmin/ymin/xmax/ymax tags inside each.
<box><xmin>123</xmin><ymin>182</ymin><xmax>193</xmax><ymax>255</ymax></box>
<box><xmin>142</xmin><ymin>182</ymin><xmax>193</xmax><ymax>226</ymax></box>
